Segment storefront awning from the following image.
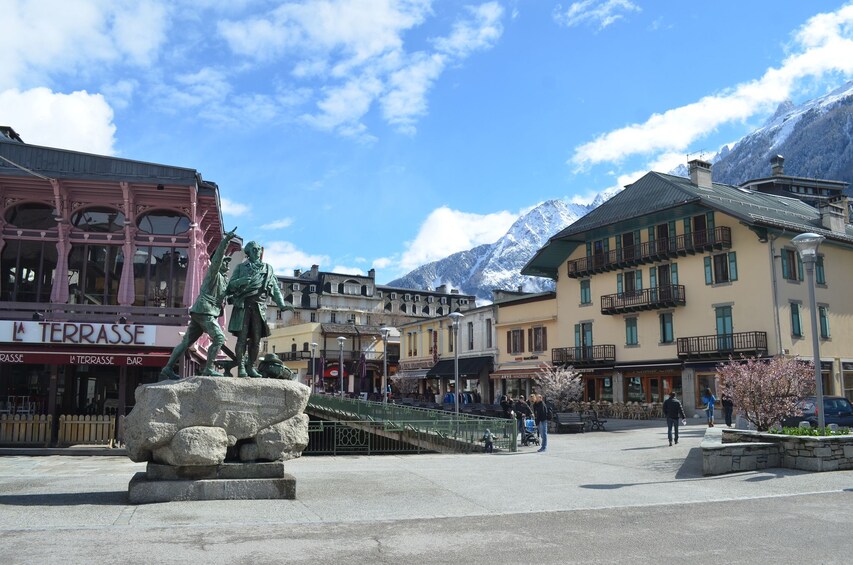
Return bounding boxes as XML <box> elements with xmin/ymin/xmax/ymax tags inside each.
<box><xmin>0</xmin><ymin>347</ymin><xmax>172</xmax><ymax>367</ymax></box>
<box><xmin>426</xmin><ymin>356</ymin><xmax>492</xmax><ymax>378</ymax></box>
<box><xmin>490</xmin><ymin>365</ymin><xmax>550</xmax><ymax>380</ymax></box>
<box><xmin>395</xmin><ymin>369</ymin><xmax>429</xmax><ymax>379</ymax></box>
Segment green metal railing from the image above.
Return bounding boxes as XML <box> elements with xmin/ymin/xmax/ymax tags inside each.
<box><xmin>306</xmin><ymin>395</ymin><xmax>517</xmax><ymax>454</ymax></box>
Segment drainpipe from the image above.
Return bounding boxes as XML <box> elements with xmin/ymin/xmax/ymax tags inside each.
<box><xmin>768</xmin><ymin>234</ymin><xmax>784</xmax><ymax>355</ymax></box>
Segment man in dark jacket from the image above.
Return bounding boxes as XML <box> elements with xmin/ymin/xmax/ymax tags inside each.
<box><xmin>514</xmin><ymin>395</ymin><xmax>532</xmax><ymax>445</ymax></box>
<box><xmin>662</xmin><ymin>391</ymin><xmax>687</xmax><ymax>446</ymax></box>
<box><xmin>532</xmin><ymin>394</ymin><xmax>549</xmax><ymax>452</ymax></box>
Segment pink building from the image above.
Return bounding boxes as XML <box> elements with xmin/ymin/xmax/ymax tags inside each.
<box><xmin>0</xmin><ymin>126</ymin><xmax>230</xmax><ymax>443</ymax></box>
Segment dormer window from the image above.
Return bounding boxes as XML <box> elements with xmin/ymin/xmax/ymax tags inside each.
<box><xmin>390</xmin><ymin>292</ymin><xmax>397</xmax><ymax>300</ymax></box>
<box><xmin>404</xmin><ymin>293</ymin><xmax>411</xmax><ymax>301</ymax></box>
<box><xmin>309</xmin><ymin>284</ymin><xmax>316</xmax><ymax>292</ymax></box>
<box><xmin>427</xmin><ymin>296</ymin><xmax>434</xmax><ymax>303</ymax></box>
<box><xmin>293</xmin><ymin>283</ymin><xmax>300</xmax><ymax>291</ymax></box>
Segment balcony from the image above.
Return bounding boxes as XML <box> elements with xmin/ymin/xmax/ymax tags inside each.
<box><xmin>601</xmin><ymin>284</ymin><xmax>686</xmax><ymax>315</ymax></box>
<box><xmin>567</xmin><ymin>227</ymin><xmax>732</xmax><ymax>278</ymax></box>
<box><xmin>677</xmin><ymin>331</ymin><xmax>768</xmax><ymax>360</ymax></box>
<box><xmin>552</xmin><ymin>345</ymin><xmax>615</xmax><ymax>367</ymax></box>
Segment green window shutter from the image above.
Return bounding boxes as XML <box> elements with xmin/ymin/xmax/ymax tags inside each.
<box><xmin>649</xmin><ymin>266</ymin><xmax>657</xmax><ymax>288</ymax></box>
<box><xmin>797</xmin><ymin>255</ymin><xmax>804</xmax><ymax>281</ymax></box>
<box><xmin>648</xmin><ymin>226</ymin><xmax>655</xmax><ymax>241</ymax></box>
<box><xmin>819</xmin><ymin>306</ymin><xmax>830</xmax><ymax>338</ymax></box>
<box><xmin>586</xmin><ymin>241</ymin><xmax>592</xmax><ymax>257</ymax></box>
<box><xmin>728</xmin><ymin>252</ymin><xmax>738</xmax><ymax>281</ymax></box>
<box><xmin>706</xmin><ymin>211</ymin><xmax>715</xmax><ymax>233</ymax></box>
<box><xmin>617</xmin><ymin>273</ymin><xmax>623</xmax><ymax>294</ymax></box>
<box><xmin>635</xmin><ymin>270</ymin><xmax>642</xmax><ymax>291</ymax></box>
<box><xmin>634</xmin><ymin>230</ymin><xmax>641</xmax><ymax>245</ymax></box>
<box><xmin>506</xmin><ymin>331</ymin><xmax>512</xmax><ymax>352</ymax></box>
<box><xmin>671</xmin><ymin>263</ymin><xmax>679</xmax><ymax>285</ymax></box>
<box><xmin>791</xmin><ymin>304</ymin><xmax>801</xmax><ymax>336</ymax></box>
<box><xmin>704</xmin><ymin>256</ymin><xmax>712</xmax><ymax>285</ymax></box>
<box><xmin>574</xmin><ymin>324</ymin><xmax>581</xmax><ymax>347</ymax></box>
<box><xmin>615</xmin><ymin>235</ymin><xmax>622</xmax><ymax>256</ymax></box>
<box><xmin>816</xmin><ymin>255</ymin><xmax>826</xmax><ymax>284</ymax></box>
<box><xmin>683</xmin><ymin>218</ymin><xmax>691</xmax><ymax>236</ymax></box>
<box><xmin>603</xmin><ymin>238</ymin><xmax>610</xmax><ymax>254</ymax></box>
<box><xmin>668</xmin><ymin>220</ymin><xmax>676</xmax><ymax>240</ymax></box>
<box><xmin>781</xmin><ymin>251</ymin><xmax>789</xmax><ymax>279</ymax></box>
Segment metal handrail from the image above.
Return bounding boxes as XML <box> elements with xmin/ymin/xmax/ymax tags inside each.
<box><xmin>676</xmin><ymin>331</ymin><xmax>768</xmax><ymax>358</ymax></box>
<box><xmin>307</xmin><ymin>394</ymin><xmax>517</xmax><ymax>452</ymax></box>
<box><xmin>601</xmin><ymin>284</ymin><xmax>686</xmax><ymax>313</ymax></box>
<box><xmin>551</xmin><ymin>345</ymin><xmax>616</xmax><ymax>366</ymax></box>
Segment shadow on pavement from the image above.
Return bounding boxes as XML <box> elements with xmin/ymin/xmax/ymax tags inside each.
<box><xmin>0</xmin><ymin>491</ymin><xmax>127</xmax><ymax>506</ymax></box>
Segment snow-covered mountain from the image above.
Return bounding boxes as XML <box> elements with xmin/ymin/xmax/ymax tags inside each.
<box><xmin>387</xmin><ymin>200</ymin><xmax>593</xmax><ymax>301</ymax></box>
<box><xmin>388</xmin><ymin>82</ymin><xmax>853</xmax><ymax>303</ymax></box>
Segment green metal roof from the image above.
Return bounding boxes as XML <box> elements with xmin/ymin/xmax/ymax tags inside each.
<box><xmin>523</xmin><ymin>170</ymin><xmax>853</xmax><ymax>279</ymax></box>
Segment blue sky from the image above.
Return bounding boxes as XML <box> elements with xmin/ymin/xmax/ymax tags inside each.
<box><xmin>3</xmin><ymin>1</ymin><xmax>853</xmax><ymax>284</ymax></box>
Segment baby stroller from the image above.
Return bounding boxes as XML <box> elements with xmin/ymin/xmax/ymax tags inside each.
<box><xmin>521</xmin><ymin>418</ymin><xmax>539</xmax><ymax>446</ymax></box>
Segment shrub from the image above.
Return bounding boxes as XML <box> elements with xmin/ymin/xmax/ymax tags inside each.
<box><xmin>716</xmin><ymin>355</ymin><xmax>814</xmax><ymax>431</ymax></box>
<box><xmin>534</xmin><ymin>365</ymin><xmax>583</xmax><ymax>411</ymax></box>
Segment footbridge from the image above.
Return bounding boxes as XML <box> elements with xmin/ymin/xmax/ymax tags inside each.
<box><xmin>305</xmin><ymin>395</ymin><xmax>518</xmax><ymax>455</ymax></box>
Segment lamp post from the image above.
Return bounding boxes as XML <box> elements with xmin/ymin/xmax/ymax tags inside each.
<box><xmin>448</xmin><ymin>312</ymin><xmax>464</xmax><ymax>420</ymax></box>
<box><xmin>310</xmin><ymin>342</ymin><xmax>317</xmax><ymax>392</ymax></box>
<box><xmin>337</xmin><ymin>336</ymin><xmax>347</xmax><ymax>397</ymax></box>
<box><xmin>380</xmin><ymin>326</ymin><xmax>391</xmax><ymax>403</ymax></box>
<box><xmin>792</xmin><ymin>232</ymin><xmax>826</xmax><ymax>430</ymax></box>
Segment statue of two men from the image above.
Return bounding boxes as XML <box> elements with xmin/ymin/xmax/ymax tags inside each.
<box><xmin>160</xmin><ymin>230</ymin><xmax>293</xmax><ymax>380</ymax></box>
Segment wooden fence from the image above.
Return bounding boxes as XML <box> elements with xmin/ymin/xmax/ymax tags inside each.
<box><xmin>58</xmin><ymin>415</ymin><xmax>117</xmax><ymax>446</ymax></box>
<box><xmin>0</xmin><ymin>414</ymin><xmax>52</xmax><ymax>446</ymax></box>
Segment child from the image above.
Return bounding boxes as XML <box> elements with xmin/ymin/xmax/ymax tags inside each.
<box><xmin>482</xmin><ymin>429</ymin><xmax>495</xmax><ymax>453</ymax></box>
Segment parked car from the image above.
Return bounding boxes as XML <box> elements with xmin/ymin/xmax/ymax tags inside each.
<box><xmin>781</xmin><ymin>396</ymin><xmax>853</xmax><ymax>428</ymax></box>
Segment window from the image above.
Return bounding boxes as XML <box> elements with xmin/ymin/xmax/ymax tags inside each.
<box><xmin>136</xmin><ymin>210</ymin><xmax>190</xmax><ymax>235</ymax></box>
<box><xmin>507</xmin><ymin>329</ymin><xmax>524</xmax><ymax>354</ymax></box>
<box><xmin>310</xmin><ymin>312</ymin><xmax>317</xmax><ymax>322</ymax></box>
<box><xmin>0</xmin><ymin>239</ymin><xmax>58</xmax><ymax>302</ymax></box>
<box><xmin>343</xmin><ymin>280</ymin><xmax>360</xmax><ymax>295</ymax></box>
<box><xmin>819</xmin><ymin>305</ymin><xmax>830</xmax><ymax>339</ymax></box>
<box><xmin>348</xmin><ymin>313</ymin><xmax>356</xmax><ymax>323</ymax></box>
<box><xmin>486</xmin><ymin>318</ymin><xmax>492</xmax><ymax>348</ymax></box>
<box><xmin>414</xmin><ymin>295</ymin><xmax>421</xmax><ymax>302</ymax></box>
<box><xmin>659</xmin><ymin>312</ymin><xmax>674</xmax><ymax>344</ymax></box>
<box><xmin>790</xmin><ymin>302</ymin><xmax>802</xmax><ymax>337</ymax></box>
<box><xmin>428</xmin><ymin>329</ymin><xmax>434</xmax><ymax>354</ymax></box>
<box><xmin>4</xmin><ymin>202</ymin><xmax>56</xmax><ymax>230</ymax></box>
<box><xmin>580</xmin><ymin>279</ymin><xmax>591</xmax><ymax>304</ymax></box>
<box><xmin>71</xmin><ymin>206</ymin><xmax>125</xmax><ymax>232</ymax></box>
<box><xmin>293</xmin><ymin>283</ymin><xmax>300</xmax><ymax>291</ymax></box>
<box><xmin>704</xmin><ymin>252</ymin><xmax>738</xmax><ymax>284</ymax></box>
<box><xmin>781</xmin><ymin>249</ymin><xmax>803</xmax><ymax>281</ymax></box>
<box><xmin>816</xmin><ymin>255</ymin><xmax>826</xmax><ymax>285</ymax></box>
<box><xmin>390</xmin><ymin>292</ymin><xmax>397</xmax><ymax>299</ymax></box>
<box><xmin>448</xmin><ymin>326</ymin><xmax>454</xmax><ymax>352</ymax></box>
<box><xmin>330</xmin><ymin>312</ymin><xmax>337</xmax><ymax>323</ymax></box>
<box><xmin>428</xmin><ymin>296</ymin><xmax>434</xmax><ymax>303</ymax></box>
<box><xmin>404</xmin><ymin>293</ymin><xmax>411</xmax><ymax>301</ymax></box>
<box><xmin>625</xmin><ymin>317</ymin><xmax>638</xmax><ymax>345</ymax></box>
<box><xmin>529</xmin><ymin>326</ymin><xmax>547</xmax><ymax>352</ymax></box>
<box><xmin>440</xmin><ymin>297</ymin><xmax>447</xmax><ymax>304</ymax></box>
<box><xmin>617</xmin><ymin>270</ymin><xmax>642</xmax><ymax>296</ymax></box>
<box><xmin>467</xmin><ymin>321</ymin><xmax>474</xmax><ymax>350</ymax></box>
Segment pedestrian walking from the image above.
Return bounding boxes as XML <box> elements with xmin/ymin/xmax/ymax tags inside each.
<box><xmin>662</xmin><ymin>391</ymin><xmax>686</xmax><ymax>446</ymax></box>
<box><xmin>514</xmin><ymin>395</ymin><xmax>532</xmax><ymax>445</ymax></box>
<box><xmin>702</xmin><ymin>387</ymin><xmax>717</xmax><ymax>427</ymax></box>
<box><xmin>721</xmin><ymin>392</ymin><xmax>734</xmax><ymax>428</ymax></box>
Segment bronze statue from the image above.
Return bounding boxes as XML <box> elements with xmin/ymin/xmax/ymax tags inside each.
<box><xmin>258</xmin><ymin>353</ymin><xmax>295</xmax><ymax>379</ymax></box>
<box><xmin>160</xmin><ymin>228</ymin><xmax>238</xmax><ymax>380</ymax></box>
<box><xmin>227</xmin><ymin>241</ymin><xmax>294</xmax><ymax>377</ymax></box>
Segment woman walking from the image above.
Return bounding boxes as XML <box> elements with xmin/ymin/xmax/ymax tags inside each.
<box><xmin>702</xmin><ymin>387</ymin><xmax>717</xmax><ymax>427</ymax></box>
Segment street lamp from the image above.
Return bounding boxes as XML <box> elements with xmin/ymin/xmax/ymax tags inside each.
<box><xmin>448</xmin><ymin>311</ymin><xmax>464</xmax><ymax>420</ymax></box>
<box><xmin>792</xmin><ymin>232</ymin><xmax>826</xmax><ymax>430</ymax></box>
<box><xmin>337</xmin><ymin>336</ymin><xmax>347</xmax><ymax>397</ymax></box>
<box><xmin>310</xmin><ymin>342</ymin><xmax>318</xmax><ymax>392</ymax></box>
<box><xmin>380</xmin><ymin>326</ymin><xmax>391</xmax><ymax>403</ymax></box>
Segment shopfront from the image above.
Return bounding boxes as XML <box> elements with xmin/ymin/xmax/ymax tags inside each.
<box><xmin>618</xmin><ymin>364</ymin><xmax>682</xmax><ymax>403</ymax></box>
<box><xmin>578</xmin><ymin>369</ymin><xmax>615</xmax><ymax>402</ymax></box>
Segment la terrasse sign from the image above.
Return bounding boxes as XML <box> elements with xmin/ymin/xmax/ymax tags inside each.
<box><xmin>0</xmin><ymin>321</ymin><xmax>156</xmax><ymax>346</ymax></box>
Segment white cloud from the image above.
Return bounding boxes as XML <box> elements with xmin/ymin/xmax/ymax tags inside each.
<box><xmin>553</xmin><ymin>0</ymin><xmax>640</xmax><ymax>30</ymax></box>
<box><xmin>220</xmin><ymin>197</ymin><xmax>251</xmax><ymax>216</ymax></box>
<box><xmin>570</xmin><ymin>3</ymin><xmax>853</xmax><ymax>170</ymax></box>
<box><xmin>0</xmin><ymin>88</ymin><xmax>116</xmax><ymax>154</ymax></box>
<box><xmin>260</xmin><ymin>241</ymin><xmax>330</xmax><ymax>275</ymax></box>
<box><xmin>261</xmin><ymin>217</ymin><xmax>295</xmax><ymax>230</ymax></box>
<box><xmin>398</xmin><ymin>206</ymin><xmax>517</xmax><ymax>271</ymax></box>
<box><xmin>1</xmin><ymin>0</ymin><xmax>170</xmax><ymax>91</ymax></box>
<box><xmin>372</xmin><ymin>257</ymin><xmax>393</xmax><ymax>269</ymax></box>
<box><xmin>432</xmin><ymin>2</ymin><xmax>504</xmax><ymax>58</ymax></box>
<box><xmin>331</xmin><ymin>265</ymin><xmax>365</xmax><ymax>276</ymax></box>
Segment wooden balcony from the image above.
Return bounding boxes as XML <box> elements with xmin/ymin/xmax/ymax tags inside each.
<box><xmin>601</xmin><ymin>284</ymin><xmax>686</xmax><ymax>315</ymax></box>
<box><xmin>552</xmin><ymin>345</ymin><xmax>615</xmax><ymax>367</ymax></box>
<box><xmin>567</xmin><ymin>227</ymin><xmax>732</xmax><ymax>278</ymax></box>
<box><xmin>677</xmin><ymin>331</ymin><xmax>768</xmax><ymax>360</ymax></box>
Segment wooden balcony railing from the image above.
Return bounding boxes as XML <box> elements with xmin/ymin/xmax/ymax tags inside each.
<box><xmin>676</xmin><ymin>331</ymin><xmax>768</xmax><ymax>359</ymax></box>
<box><xmin>0</xmin><ymin>301</ymin><xmax>188</xmax><ymax>326</ymax></box>
<box><xmin>601</xmin><ymin>284</ymin><xmax>686</xmax><ymax>315</ymax></box>
<box><xmin>551</xmin><ymin>345</ymin><xmax>616</xmax><ymax>367</ymax></box>
<box><xmin>567</xmin><ymin>227</ymin><xmax>732</xmax><ymax>278</ymax></box>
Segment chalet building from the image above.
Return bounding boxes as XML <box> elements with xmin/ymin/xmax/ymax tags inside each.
<box><xmin>523</xmin><ymin>158</ymin><xmax>853</xmax><ymax>416</ymax></box>
<box><xmin>265</xmin><ymin>267</ymin><xmax>476</xmax><ymax>396</ymax></box>
<box><xmin>0</xmin><ymin>127</ymin><xmax>229</xmax><ymax>440</ymax></box>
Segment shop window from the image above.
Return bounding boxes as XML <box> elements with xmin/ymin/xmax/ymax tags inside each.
<box><xmin>696</xmin><ymin>374</ymin><xmax>717</xmax><ymax>407</ymax></box>
<box><xmin>136</xmin><ymin>210</ymin><xmax>190</xmax><ymax>235</ymax></box>
<box><xmin>71</xmin><ymin>206</ymin><xmax>125</xmax><ymax>232</ymax></box>
<box><xmin>843</xmin><ymin>362</ymin><xmax>853</xmax><ymax>403</ymax></box>
<box><xmin>4</xmin><ymin>202</ymin><xmax>56</xmax><ymax>229</ymax></box>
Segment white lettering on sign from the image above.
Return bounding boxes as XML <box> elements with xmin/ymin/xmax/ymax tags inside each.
<box><xmin>126</xmin><ymin>356</ymin><xmax>143</xmax><ymax>365</ymax></box>
<box><xmin>0</xmin><ymin>353</ymin><xmax>24</xmax><ymax>363</ymax></box>
<box><xmin>0</xmin><ymin>321</ymin><xmax>156</xmax><ymax>345</ymax></box>
<box><xmin>69</xmin><ymin>355</ymin><xmax>115</xmax><ymax>365</ymax></box>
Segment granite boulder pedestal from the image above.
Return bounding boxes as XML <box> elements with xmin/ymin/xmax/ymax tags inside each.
<box><xmin>124</xmin><ymin>376</ymin><xmax>310</xmax><ymax>504</ymax></box>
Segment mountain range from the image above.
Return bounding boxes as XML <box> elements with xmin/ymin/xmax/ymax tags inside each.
<box><xmin>388</xmin><ymin>82</ymin><xmax>853</xmax><ymax>302</ymax></box>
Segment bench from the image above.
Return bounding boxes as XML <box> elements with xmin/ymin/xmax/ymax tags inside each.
<box><xmin>584</xmin><ymin>410</ymin><xmax>607</xmax><ymax>431</ymax></box>
<box><xmin>553</xmin><ymin>412</ymin><xmax>586</xmax><ymax>433</ymax></box>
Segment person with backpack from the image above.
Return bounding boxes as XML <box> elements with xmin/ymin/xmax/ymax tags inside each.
<box><xmin>532</xmin><ymin>394</ymin><xmax>550</xmax><ymax>453</ymax></box>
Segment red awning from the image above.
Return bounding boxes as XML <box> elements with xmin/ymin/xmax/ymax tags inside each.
<box><xmin>323</xmin><ymin>366</ymin><xmax>348</xmax><ymax>379</ymax></box>
<box><xmin>0</xmin><ymin>347</ymin><xmax>172</xmax><ymax>367</ymax></box>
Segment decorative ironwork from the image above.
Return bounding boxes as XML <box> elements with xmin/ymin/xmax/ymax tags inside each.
<box><xmin>551</xmin><ymin>345</ymin><xmax>616</xmax><ymax>367</ymax></box>
<box><xmin>677</xmin><ymin>331</ymin><xmax>768</xmax><ymax>359</ymax></box>
<box><xmin>601</xmin><ymin>284</ymin><xmax>686</xmax><ymax>314</ymax></box>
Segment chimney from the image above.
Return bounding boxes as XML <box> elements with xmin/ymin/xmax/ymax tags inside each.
<box><xmin>310</xmin><ymin>265</ymin><xmax>319</xmax><ymax>277</ymax></box>
<box><xmin>450</xmin><ymin>289</ymin><xmax>459</xmax><ymax>295</ymax></box>
<box><xmin>368</xmin><ymin>268</ymin><xmax>375</xmax><ymax>279</ymax></box>
<box><xmin>437</xmin><ymin>284</ymin><xmax>448</xmax><ymax>294</ymax></box>
<box><xmin>771</xmin><ymin>155</ymin><xmax>785</xmax><ymax>176</ymax></box>
<box><xmin>517</xmin><ymin>285</ymin><xmax>523</xmax><ymax>293</ymax></box>
<box><xmin>819</xmin><ymin>197</ymin><xmax>847</xmax><ymax>233</ymax></box>
<box><xmin>688</xmin><ymin>159</ymin><xmax>713</xmax><ymax>189</ymax></box>
<box><xmin>294</xmin><ymin>269</ymin><xmax>301</xmax><ymax>277</ymax></box>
